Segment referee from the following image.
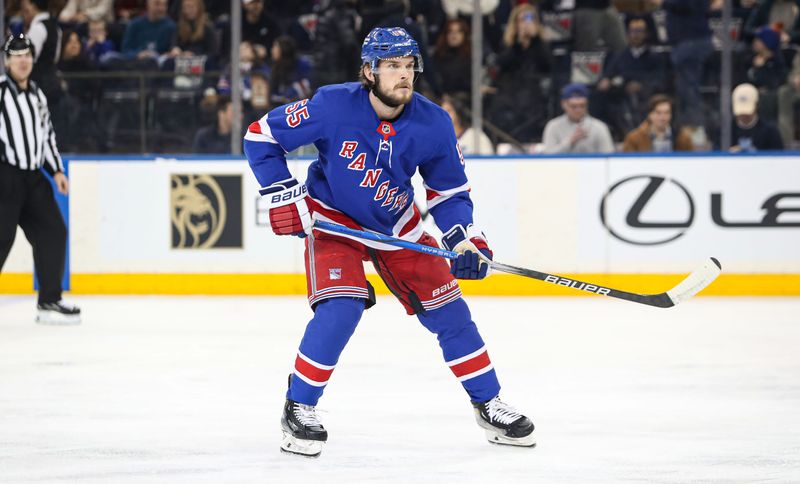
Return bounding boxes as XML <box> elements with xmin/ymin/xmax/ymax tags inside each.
<box><xmin>0</xmin><ymin>34</ymin><xmax>80</xmax><ymax>325</ymax></box>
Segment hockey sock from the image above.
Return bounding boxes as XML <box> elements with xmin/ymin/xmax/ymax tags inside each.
<box><xmin>287</xmin><ymin>297</ymin><xmax>365</xmax><ymax>406</ymax></box>
<box><xmin>417</xmin><ymin>298</ymin><xmax>501</xmax><ymax>402</ymax></box>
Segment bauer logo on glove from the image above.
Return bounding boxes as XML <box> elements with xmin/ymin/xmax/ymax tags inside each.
<box><xmin>259</xmin><ymin>178</ymin><xmax>314</xmax><ymax>237</ymax></box>
<box><xmin>441</xmin><ymin>224</ymin><xmax>493</xmax><ymax>280</ymax></box>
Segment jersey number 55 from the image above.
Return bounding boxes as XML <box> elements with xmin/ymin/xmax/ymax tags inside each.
<box><xmin>285</xmin><ymin>99</ymin><xmax>310</xmax><ymax>128</ymax></box>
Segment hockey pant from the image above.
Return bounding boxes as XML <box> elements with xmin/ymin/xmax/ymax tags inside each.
<box><xmin>287</xmin><ymin>296</ymin><xmax>501</xmax><ymax>406</ymax></box>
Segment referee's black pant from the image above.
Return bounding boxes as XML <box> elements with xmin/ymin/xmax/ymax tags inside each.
<box><xmin>0</xmin><ymin>163</ymin><xmax>67</xmax><ymax>304</ymax></box>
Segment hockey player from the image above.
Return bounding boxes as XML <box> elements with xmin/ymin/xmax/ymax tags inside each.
<box><xmin>243</xmin><ymin>27</ymin><xmax>534</xmax><ymax>457</ymax></box>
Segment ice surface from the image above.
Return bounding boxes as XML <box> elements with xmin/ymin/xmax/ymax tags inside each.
<box><xmin>1</xmin><ymin>295</ymin><xmax>799</xmax><ymax>483</ymax></box>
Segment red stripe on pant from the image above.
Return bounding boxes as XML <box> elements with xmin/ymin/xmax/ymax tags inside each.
<box><xmin>449</xmin><ymin>350</ymin><xmax>491</xmax><ymax>379</ymax></box>
<box><xmin>295</xmin><ymin>354</ymin><xmax>334</xmax><ymax>384</ymax></box>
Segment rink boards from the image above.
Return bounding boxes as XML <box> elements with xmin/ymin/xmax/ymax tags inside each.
<box><xmin>1</xmin><ymin>154</ymin><xmax>798</xmax><ymax>296</ymax></box>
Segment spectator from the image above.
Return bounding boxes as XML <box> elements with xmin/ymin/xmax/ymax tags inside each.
<box><xmin>543</xmin><ymin>83</ymin><xmax>615</xmax><ymax>153</ymax></box>
<box><xmin>572</xmin><ymin>0</ymin><xmax>627</xmax><ymax>52</ymax></box>
<box><xmin>169</xmin><ymin>0</ymin><xmax>230</xmax><ymax>23</ymax></box>
<box><xmin>244</xmin><ymin>71</ymin><xmax>272</xmax><ymax>121</ymax></box>
<box><xmin>434</xmin><ymin>18</ymin><xmax>472</xmax><ymax>97</ymax></box>
<box><xmin>121</xmin><ymin>0</ymin><xmax>176</xmax><ymax>61</ymax></box>
<box><xmin>311</xmin><ymin>0</ymin><xmax>360</xmax><ymax>88</ymax></box>
<box><xmin>229</xmin><ymin>0</ymin><xmax>281</xmax><ymax>63</ymax></box>
<box><xmin>216</xmin><ymin>40</ymin><xmax>269</xmax><ymax>101</ymax></box>
<box><xmin>728</xmin><ymin>83</ymin><xmax>784</xmax><ymax>152</ymax></box>
<box><xmin>168</xmin><ymin>0</ymin><xmax>218</xmax><ymax>65</ymax></box>
<box><xmin>743</xmin><ymin>0</ymin><xmax>800</xmax><ymax>47</ymax></box>
<box><xmin>622</xmin><ymin>94</ymin><xmax>693</xmax><ymax>152</ymax></box>
<box><xmin>192</xmin><ymin>95</ymin><xmax>234</xmax><ymax>154</ymax></box>
<box><xmin>115</xmin><ymin>0</ymin><xmax>146</xmax><ymax>22</ymax></box>
<box><xmin>596</xmin><ymin>16</ymin><xmax>670</xmax><ymax>136</ymax></box>
<box><xmin>58</xmin><ymin>0</ymin><xmax>113</xmax><ymax>24</ymax></box>
<box><xmin>58</xmin><ymin>30</ymin><xmax>93</xmax><ymax>83</ymax></box>
<box><xmin>57</xmin><ymin>30</ymin><xmax>99</xmax><ymax>152</ymax></box>
<box><xmin>268</xmin><ymin>36</ymin><xmax>312</xmax><ymax>105</ymax></box>
<box><xmin>777</xmin><ymin>48</ymin><xmax>800</xmax><ymax>145</ymax></box>
<box><xmin>441</xmin><ymin>94</ymin><xmax>494</xmax><ymax>155</ymax></box>
<box><xmin>440</xmin><ymin>0</ymin><xmax>505</xmax><ymax>54</ymax></box>
<box><xmin>651</xmin><ymin>0</ymin><xmax>720</xmax><ymax>128</ymax></box>
<box><xmin>488</xmin><ymin>3</ymin><xmax>552</xmax><ymax>143</ymax></box>
<box><xmin>22</xmin><ymin>0</ymin><xmax>62</xmax><ymax>103</ymax></box>
<box><xmin>747</xmin><ymin>26</ymin><xmax>787</xmax><ymax>90</ymax></box>
<box><xmin>85</xmin><ymin>18</ymin><xmax>117</xmax><ymax>66</ymax></box>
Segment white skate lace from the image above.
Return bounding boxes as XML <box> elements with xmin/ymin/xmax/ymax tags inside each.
<box><xmin>293</xmin><ymin>403</ymin><xmax>323</xmax><ymax>427</ymax></box>
<box><xmin>485</xmin><ymin>396</ymin><xmax>522</xmax><ymax>425</ymax></box>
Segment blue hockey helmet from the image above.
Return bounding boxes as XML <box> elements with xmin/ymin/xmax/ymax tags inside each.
<box><xmin>361</xmin><ymin>27</ymin><xmax>423</xmax><ymax>73</ymax></box>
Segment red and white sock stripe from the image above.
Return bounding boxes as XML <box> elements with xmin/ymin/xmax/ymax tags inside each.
<box><xmin>294</xmin><ymin>351</ymin><xmax>336</xmax><ymax>387</ymax></box>
<box><xmin>446</xmin><ymin>346</ymin><xmax>493</xmax><ymax>382</ymax></box>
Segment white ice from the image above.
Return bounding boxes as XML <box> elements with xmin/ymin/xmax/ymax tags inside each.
<box><xmin>1</xmin><ymin>295</ymin><xmax>799</xmax><ymax>483</ymax></box>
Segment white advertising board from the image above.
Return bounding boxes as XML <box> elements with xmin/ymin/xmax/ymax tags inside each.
<box><xmin>3</xmin><ymin>155</ymin><xmax>798</xmax><ymax>276</ymax></box>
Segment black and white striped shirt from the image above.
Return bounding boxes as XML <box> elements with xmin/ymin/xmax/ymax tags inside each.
<box><xmin>0</xmin><ymin>74</ymin><xmax>63</xmax><ymax>175</ymax></box>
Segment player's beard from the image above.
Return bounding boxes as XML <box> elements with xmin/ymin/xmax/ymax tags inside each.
<box><xmin>372</xmin><ymin>76</ymin><xmax>413</xmax><ymax>108</ymax></box>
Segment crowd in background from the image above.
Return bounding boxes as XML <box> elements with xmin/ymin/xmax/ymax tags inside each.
<box><xmin>2</xmin><ymin>0</ymin><xmax>798</xmax><ymax>154</ymax></box>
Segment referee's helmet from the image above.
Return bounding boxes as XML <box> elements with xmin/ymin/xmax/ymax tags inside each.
<box><xmin>3</xmin><ymin>34</ymin><xmax>34</xmax><ymax>57</ymax></box>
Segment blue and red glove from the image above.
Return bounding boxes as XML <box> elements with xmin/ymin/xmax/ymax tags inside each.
<box><xmin>259</xmin><ymin>178</ymin><xmax>313</xmax><ymax>237</ymax></box>
<box><xmin>441</xmin><ymin>224</ymin><xmax>493</xmax><ymax>279</ymax></box>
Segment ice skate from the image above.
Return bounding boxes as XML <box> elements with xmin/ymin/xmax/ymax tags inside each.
<box><xmin>472</xmin><ymin>396</ymin><xmax>536</xmax><ymax>447</ymax></box>
<box><xmin>36</xmin><ymin>300</ymin><xmax>81</xmax><ymax>325</ymax></box>
<box><xmin>280</xmin><ymin>399</ymin><xmax>327</xmax><ymax>458</ymax></box>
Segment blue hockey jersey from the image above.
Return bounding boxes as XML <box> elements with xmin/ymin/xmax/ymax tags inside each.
<box><xmin>244</xmin><ymin>82</ymin><xmax>474</xmax><ymax>247</ymax></box>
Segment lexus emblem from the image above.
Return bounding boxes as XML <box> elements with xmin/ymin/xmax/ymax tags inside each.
<box><xmin>600</xmin><ymin>175</ymin><xmax>695</xmax><ymax>246</ymax></box>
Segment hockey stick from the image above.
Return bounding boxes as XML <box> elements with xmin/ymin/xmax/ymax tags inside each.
<box><xmin>313</xmin><ymin>220</ymin><xmax>722</xmax><ymax>308</ymax></box>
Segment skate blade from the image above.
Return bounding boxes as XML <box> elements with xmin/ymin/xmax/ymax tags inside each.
<box><xmin>36</xmin><ymin>311</ymin><xmax>81</xmax><ymax>325</ymax></box>
<box><xmin>484</xmin><ymin>429</ymin><xmax>536</xmax><ymax>448</ymax></box>
<box><xmin>280</xmin><ymin>432</ymin><xmax>323</xmax><ymax>458</ymax></box>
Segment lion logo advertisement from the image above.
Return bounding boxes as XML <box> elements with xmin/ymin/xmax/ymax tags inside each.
<box><xmin>170</xmin><ymin>174</ymin><xmax>243</xmax><ymax>249</ymax></box>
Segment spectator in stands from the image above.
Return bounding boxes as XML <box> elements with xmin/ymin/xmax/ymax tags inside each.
<box><xmin>434</xmin><ymin>18</ymin><xmax>473</xmax><ymax>97</ymax></box>
<box><xmin>192</xmin><ymin>95</ymin><xmax>234</xmax><ymax>154</ymax></box>
<box><xmin>168</xmin><ymin>0</ymin><xmax>218</xmax><ymax>66</ymax></box>
<box><xmin>233</xmin><ymin>0</ymin><xmax>281</xmax><ymax>63</ymax></box>
<box><xmin>250</xmin><ymin>72</ymin><xmax>271</xmax><ymax>108</ymax></box>
<box><xmin>22</xmin><ymin>0</ymin><xmax>62</xmax><ymax>103</ymax></box>
<box><xmin>169</xmin><ymin>0</ymin><xmax>229</xmax><ymax>23</ymax></box>
<box><xmin>439</xmin><ymin>0</ymin><xmax>505</xmax><ymax>54</ymax></box>
<box><xmin>116</xmin><ymin>0</ymin><xmax>146</xmax><ymax>22</ymax></box>
<box><xmin>244</xmin><ymin>71</ymin><xmax>272</xmax><ymax>121</ymax></box>
<box><xmin>216</xmin><ymin>40</ymin><xmax>267</xmax><ymax>97</ymax></box>
<box><xmin>543</xmin><ymin>83</ymin><xmax>615</xmax><ymax>153</ymax></box>
<box><xmin>441</xmin><ymin>94</ymin><xmax>495</xmax><ymax>155</ymax></box>
<box><xmin>747</xmin><ymin>26</ymin><xmax>787</xmax><ymax>90</ymax></box>
<box><xmin>59</xmin><ymin>30</ymin><xmax>93</xmax><ymax>76</ymax></box>
<box><xmin>650</xmin><ymin>0</ymin><xmax>721</xmax><ymax>129</ymax></box>
<box><xmin>311</xmin><ymin>0</ymin><xmax>360</xmax><ymax>88</ymax></box>
<box><xmin>57</xmin><ymin>30</ymin><xmax>99</xmax><ymax>152</ymax></box>
<box><xmin>744</xmin><ymin>0</ymin><xmax>800</xmax><ymax>46</ymax></box>
<box><xmin>572</xmin><ymin>0</ymin><xmax>627</xmax><ymax>52</ymax></box>
<box><xmin>268</xmin><ymin>36</ymin><xmax>312</xmax><ymax>105</ymax></box>
<box><xmin>728</xmin><ymin>83</ymin><xmax>784</xmax><ymax>151</ymax></box>
<box><xmin>58</xmin><ymin>0</ymin><xmax>114</xmax><ymax>24</ymax></box>
<box><xmin>488</xmin><ymin>3</ymin><xmax>552</xmax><ymax>143</ymax></box>
<box><xmin>622</xmin><ymin>94</ymin><xmax>693</xmax><ymax>152</ymax></box>
<box><xmin>596</xmin><ymin>16</ymin><xmax>670</xmax><ymax>136</ymax></box>
<box><xmin>121</xmin><ymin>0</ymin><xmax>176</xmax><ymax>61</ymax></box>
<box><xmin>86</xmin><ymin>18</ymin><xmax>117</xmax><ymax>65</ymax></box>
<box><xmin>777</xmin><ymin>48</ymin><xmax>800</xmax><ymax>145</ymax></box>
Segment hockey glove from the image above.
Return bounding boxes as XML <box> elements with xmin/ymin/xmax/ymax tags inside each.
<box><xmin>441</xmin><ymin>224</ymin><xmax>493</xmax><ymax>280</ymax></box>
<box><xmin>259</xmin><ymin>178</ymin><xmax>313</xmax><ymax>237</ymax></box>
